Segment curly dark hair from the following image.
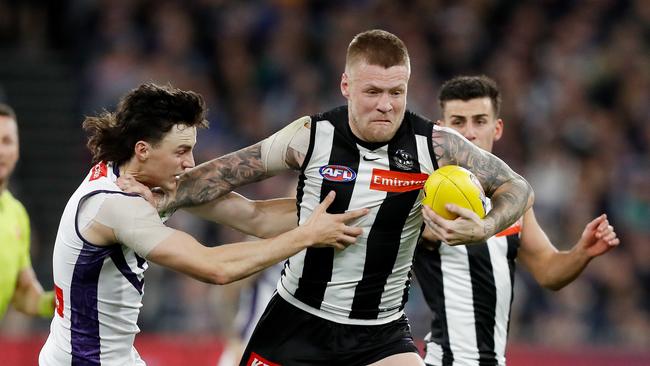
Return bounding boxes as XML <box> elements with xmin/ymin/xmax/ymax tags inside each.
<box><xmin>439</xmin><ymin>75</ymin><xmax>501</xmax><ymax>116</ymax></box>
<box><xmin>83</xmin><ymin>83</ymin><xmax>208</xmax><ymax>165</ymax></box>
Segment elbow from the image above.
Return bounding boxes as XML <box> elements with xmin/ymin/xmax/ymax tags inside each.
<box><xmin>206</xmin><ymin>267</ymin><xmax>235</xmax><ymax>285</ymax></box>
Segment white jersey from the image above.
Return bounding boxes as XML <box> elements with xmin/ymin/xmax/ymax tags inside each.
<box><xmin>277</xmin><ymin>106</ymin><xmax>438</xmax><ymax>325</ymax></box>
<box><xmin>413</xmin><ymin>199</ymin><xmax>522</xmax><ymax>366</ymax></box>
<box><xmin>40</xmin><ymin>162</ymin><xmax>152</xmax><ymax>366</ymax></box>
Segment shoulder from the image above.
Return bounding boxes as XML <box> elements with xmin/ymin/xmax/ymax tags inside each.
<box><xmin>1</xmin><ymin>190</ymin><xmax>29</xmax><ymax>220</ymax></box>
<box><xmin>310</xmin><ymin>105</ymin><xmax>347</xmax><ymax>125</ymax></box>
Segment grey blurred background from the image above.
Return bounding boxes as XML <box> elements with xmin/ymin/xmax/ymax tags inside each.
<box><xmin>0</xmin><ymin>0</ymin><xmax>648</xmax><ymax>359</ymax></box>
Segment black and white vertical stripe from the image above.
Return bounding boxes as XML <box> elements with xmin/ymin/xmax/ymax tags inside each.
<box><xmin>278</xmin><ymin>106</ymin><xmax>437</xmax><ymax>325</ymax></box>
<box><xmin>414</xmin><ymin>205</ymin><xmax>521</xmax><ymax>366</ymax></box>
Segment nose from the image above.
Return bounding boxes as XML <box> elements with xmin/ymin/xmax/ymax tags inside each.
<box><xmin>463</xmin><ymin>125</ymin><xmax>477</xmax><ymax>141</ymax></box>
<box><xmin>377</xmin><ymin>93</ymin><xmax>393</xmax><ymax>113</ymax></box>
<box><xmin>183</xmin><ymin>153</ymin><xmax>195</xmax><ymax>170</ymax></box>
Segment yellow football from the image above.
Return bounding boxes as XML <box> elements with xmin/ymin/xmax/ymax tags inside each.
<box><xmin>422</xmin><ymin>165</ymin><xmax>487</xmax><ymax>220</ymax></box>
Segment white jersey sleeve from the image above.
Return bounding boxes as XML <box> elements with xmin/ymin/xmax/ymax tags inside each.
<box><xmin>85</xmin><ymin>194</ymin><xmax>175</xmax><ymax>258</ymax></box>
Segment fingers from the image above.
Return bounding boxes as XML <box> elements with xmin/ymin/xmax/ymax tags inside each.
<box><xmin>314</xmin><ymin>191</ymin><xmax>336</xmax><ymax>214</ymax></box>
<box><xmin>421</xmin><ymin>226</ymin><xmax>441</xmax><ymax>242</ymax></box>
<box><xmin>445</xmin><ymin>204</ymin><xmax>479</xmax><ymax>220</ymax></box>
<box><xmin>341</xmin><ymin>207</ymin><xmax>369</xmax><ymax>221</ymax></box>
<box><xmin>342</xmin><ymin>225</ymin><xmax>363</xmax><ymax>237</ymax></box>
<box><xmin>586</xmin><ymin>214</ymin><xmax>606</xmax><ymax>231</ymax></box>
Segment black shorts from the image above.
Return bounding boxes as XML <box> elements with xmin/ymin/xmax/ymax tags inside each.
<box><xmin>239</xmin><ymin>294</ymin><xmax>418</xmax><ymax>366</ymax></box>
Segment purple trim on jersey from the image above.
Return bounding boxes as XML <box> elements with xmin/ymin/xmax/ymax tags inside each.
<box><xmin>110</xmin><ymin>250</ymin><xmax>144</xmax><ymax>294</ymax></box>
<box><xmin>70</xmin><ymin>242</ymin><xmax>114</xmax><ymax>365</ymax></box>
<box><xmin>69</xmin><ymin>189</ymin><xmax>147</xmax><ymax>363</ymax></box>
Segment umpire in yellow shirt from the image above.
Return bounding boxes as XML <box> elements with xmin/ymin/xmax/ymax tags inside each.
<box><xmin>0</xmin><ymin>103</ymin><xmax>54</xmax><ymax>320</ymax></box>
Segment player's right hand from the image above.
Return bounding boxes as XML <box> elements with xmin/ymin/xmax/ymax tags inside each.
<box><xmin>303</xmin><ymin>191</ymin><xmax>368</xmax><ymax>250</ymax></box>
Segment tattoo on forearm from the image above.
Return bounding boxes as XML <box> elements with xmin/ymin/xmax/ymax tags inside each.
<box><xmin>432</xmin><ymin>127</ymin><xmax>533</xmax><ymax>235</ymax></box>
<box><xmin>169</xmin><ymin>143</ymin><xmax>268</xmax><ymax>210</ymax></box>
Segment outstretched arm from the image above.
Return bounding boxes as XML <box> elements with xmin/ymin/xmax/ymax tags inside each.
<box><xmin>185</xmin><ymin>192</ymin><xmax>298</xmax><ymax>238</ymax></box>
<box><xmin>84</xmin><ymin>192</ymin><xmax>366</xmax><ymax>285</ymax></box>
<box><xmin>518</xmin><ymin>210</ymin><xmax>619</xmax><ymax>290</ymax></box>
<box><xmin>162</xmin><ymin>117</ymin><xmax>311</xmax><ymax>213</ymax></box>
<box><xmin>426</xmin><ymin>126</ymin><xmax>534</xmax><ymax>244</ymax></box>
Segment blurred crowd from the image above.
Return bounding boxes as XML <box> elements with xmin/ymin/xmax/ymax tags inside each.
<box><xmin>1</xmin><ymin>0</ymin><xmax>648</xmax><ymax>350</ymax></box>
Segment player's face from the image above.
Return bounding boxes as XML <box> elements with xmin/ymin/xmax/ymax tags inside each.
<box><xmin>0</xmin><ymin>116</ymin><xmax>19</xmax><ymax>185</ymax></box>
<box><xmin>141</xmin><ymin>124</ymin><xmax>197</xmax><ymax>191</ymax></box>
<box><xmin>439</xmin><ymin>97</ymin><xmax>503</xmax><ymax>152</ymax></box>
<box><xmin>341</xmin><ymin>60</ymin><xmax>409</xmax><ymax>143</ymax></box>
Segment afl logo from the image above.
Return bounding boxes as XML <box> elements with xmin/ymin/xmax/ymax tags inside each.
<box><xmin>319</xmin><ymin>165</ymin><xmax>357</xmax><ymax>182</ymax></box>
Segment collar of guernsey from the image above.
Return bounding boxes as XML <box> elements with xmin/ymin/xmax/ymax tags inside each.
<box><xmin>0</xmin><ymin>189</ymin><xmax>31</xmax><ymax>319</ymax></box>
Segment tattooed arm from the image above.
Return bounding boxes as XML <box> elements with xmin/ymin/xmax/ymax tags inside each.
<box><xmin>160</xmin><ymin>117</ymin><xmax>311</xmax><ymax>213</ymax></box>
<box><xmin>426</xmin><ymin>126</ymin><xmax>534</xmax><ymax>244</ymax></box>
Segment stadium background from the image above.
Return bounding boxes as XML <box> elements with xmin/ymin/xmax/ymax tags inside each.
<box><xmin>0</xmin><ymin>0</ymin><xmax>648</xmax><ymax>364</ymax></box>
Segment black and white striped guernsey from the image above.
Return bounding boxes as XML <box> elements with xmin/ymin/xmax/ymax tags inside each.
<box><xmin>277</xmin><ymin>105</ymin><xmax>438</xmax><ymax>325</ymax></box>
<box><xmin>413</xmin><ymin>200</ymin><xmax>522</xmax><ymax>366</ymax></box>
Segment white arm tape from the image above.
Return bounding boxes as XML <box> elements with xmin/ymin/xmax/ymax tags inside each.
<box><xmin>261</xmin><ymin>116</ymin><xmax>311</xmax><ymax>174</ymax></box>
<box><xmin>93</xmin><ymin>194</ymin><xmax>175</xmax><ymax>257</ymax></box>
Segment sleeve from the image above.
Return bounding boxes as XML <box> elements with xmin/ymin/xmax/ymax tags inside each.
<box><xmin>260</xmin><ymin>116</ymin><xmax>311</xmax><ymax>174</ymax></box>
<box><xmin>93</xmin><ymin>194</ymin><xmax>175</xmax><ymax>257</ymax></box>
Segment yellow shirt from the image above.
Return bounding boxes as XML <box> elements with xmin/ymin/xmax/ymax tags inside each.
<box><xmin>0</xmin><ymin>189</ymin><xmax>31</xmax><ymax>319</ymax></box>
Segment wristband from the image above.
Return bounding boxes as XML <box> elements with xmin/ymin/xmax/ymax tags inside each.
<box><xmin>37</xmin><ymin>291</ymin><xmax>55</xmax><ymax>318</ymax></box>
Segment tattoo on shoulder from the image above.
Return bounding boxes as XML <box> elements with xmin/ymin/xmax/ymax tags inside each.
<box><xmin>432</xmin><ymin>127</ymin><xmax>509</xmax><ymax>195</ymax></box>
<box><xmin>170</xmin><ymin>143</ymin><xmax>267</xmax><ymax>209</ymax></box>
<box><xmin>431</xmin><ymin>126</ymin><xmax>533</xmax><ymax>235</ymax></box>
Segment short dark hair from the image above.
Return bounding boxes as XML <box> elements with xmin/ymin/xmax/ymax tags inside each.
<box><xmin>83</xmin><ymin>83</ymin><xmax>208</xmax><ymax>165</ymax></box>
<box><xmin>439</xmin><ymin>75</ymin><xmax>501</xmax><ymax>116</ymax></box>
<box><xmin>346</xmin><ymin>29</ymin><xmax>410</xmax><ymax>70</ymax></box>
<box><xmin>0</xmin><ymin>103</ymin><xmax>17</xmax><ymax>120</ymax></box>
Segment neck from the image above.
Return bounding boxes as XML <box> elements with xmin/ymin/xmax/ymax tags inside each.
<box><xmin>118</xmin><ymin>159</ymin><xmax>149</xmax><ymax>187</ymax></box>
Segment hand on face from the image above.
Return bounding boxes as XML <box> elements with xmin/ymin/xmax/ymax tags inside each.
<box><xmin>116</xmin><ymin>174</ymin><xmax>169</xmax><ymax>211</ymax></box>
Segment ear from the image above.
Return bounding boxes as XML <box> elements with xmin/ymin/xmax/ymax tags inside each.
<box><xmin>435</xmin><ymin>119</ymin><xmax>443</xmax><ymax>126</ymax></box>
<box><xmin>494</xmin><ymin>118</ymin><xmax>504</xmax><ymax>142</ymax></box>
<box><xmin>134</xmin><ymin>140</ymin><xmax>150</xmax><ymax>161</ymax></box>
<box><xmin>340</xmin><ymin>72</ymin><xmax>350</xmax><ymax>99</ymax></box>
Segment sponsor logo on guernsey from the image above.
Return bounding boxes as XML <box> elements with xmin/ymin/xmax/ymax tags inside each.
<box><xmin>55</xmin><ymin>285</ymin><xmax>64</xmax><ymax>317</ymax></box>
<box><xmin>319</xmin><ymin>165</ymin><xmax>357</xmax><ymax>182</ymax></box>
<box><xmin>247</xmin><ymin>352</ymin><xmax>280</xmax><ymax>366</ymax></box>
<box><xmin>369</xmin><ymin>168</ymin><xmax>429</xmax><ymax>192</ymax></box>
<box><xmin>89</xmin><ymin>162</ymin><xmax>108</xmax><ymax>181</ymax></box>
<box><xmin>392</xmin><ymin>149</ymin><xmax>415</xmax><ymax>170</ymax></box>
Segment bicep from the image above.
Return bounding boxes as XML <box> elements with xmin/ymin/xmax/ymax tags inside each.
<box><xmin>432</xmin><ymin>126</ymin><xmax>520</xmax><ymax>196</ymax></box>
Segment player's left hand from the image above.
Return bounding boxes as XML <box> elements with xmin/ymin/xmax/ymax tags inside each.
<box><xmin>578</xmin><ymin>214</ymin><xmax>619</xmax><ymax>258</ymax></box>
<box><xmin>421</xmin><ymin>204</ymin><xmax>488</xmax><ymax>245</ymax></box>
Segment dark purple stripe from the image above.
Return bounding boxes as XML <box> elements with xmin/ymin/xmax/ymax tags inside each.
<box><xmin>110</xmin><ymin>250</ymin><xmax>144</xmax><ymax>294</ymax></box>
<box><xmin>70</xmin><ymin>242</ymin><xmax>114</xmax><ymax>365</ymax></box>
